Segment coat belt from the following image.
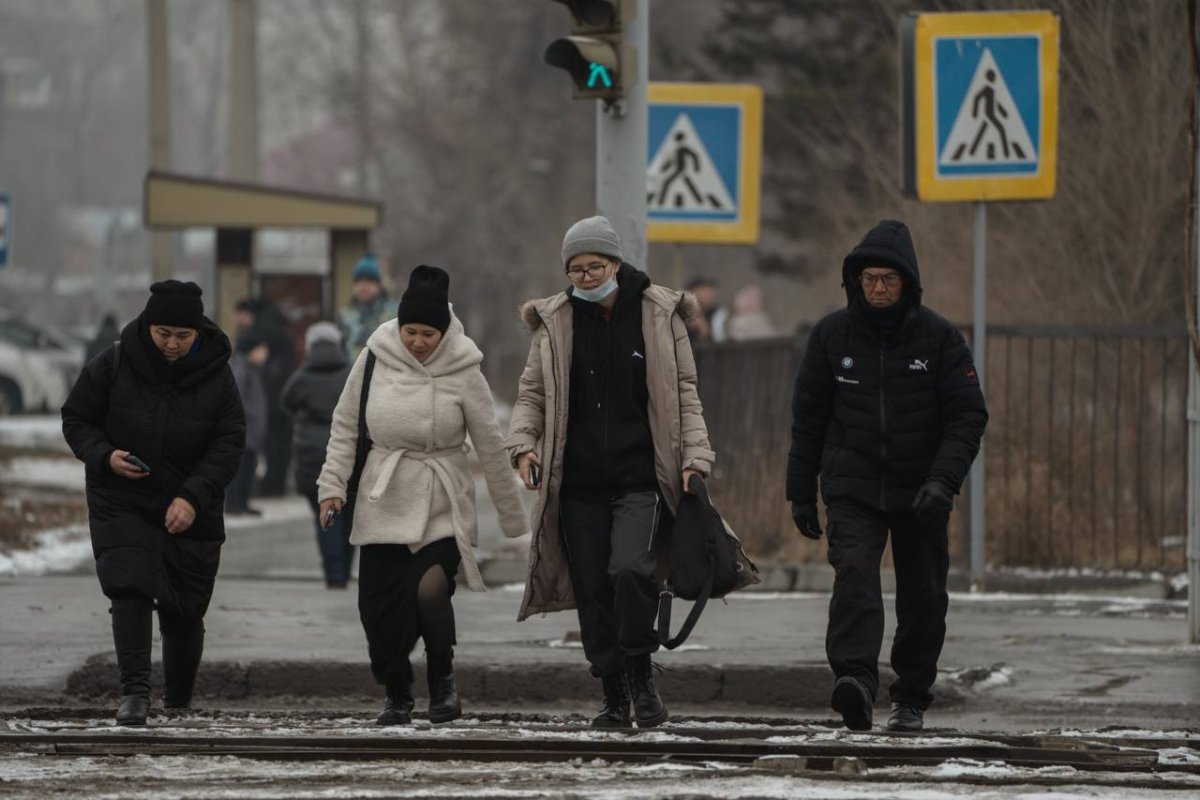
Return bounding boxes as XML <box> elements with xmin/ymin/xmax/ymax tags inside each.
<box><xmin>367</xmin><ymin>443</ymin><xmax>469</xmax><ymax>502</ymax></box>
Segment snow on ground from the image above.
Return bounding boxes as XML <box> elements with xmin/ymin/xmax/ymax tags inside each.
<box><xmin>0</xmin><ymin>456</ymin><xmax>84</xmax><ymax>491</ymax></box>
<box><xmin>0</xmin><ymin>525</ymin><xmax>90</xmax><ymax>576</ymax></box>
<box><xmin>0</xmin><ymin>752</ymin><xmax>1194</xmax><ymax>800</ymax></box>
<box><xmin>0</xmin><ymin>416</ymin><xmax>72</xmax><ymax>453</ymax></box>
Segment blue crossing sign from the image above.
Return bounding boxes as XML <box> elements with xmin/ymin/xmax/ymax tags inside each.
<box><xmin>0</xmin><ymin>193</ymin><xmax>11</xmax><ymax>268</ymax></box>
<box><xmin>646</xmin><ymin>83</ymin><xmax>762</xmax><ymax>244</ymax></box>
<box><xmin>901</xmin><ymin>12</ymin><xmax>1059</xmax><ymax>201</ymax></box>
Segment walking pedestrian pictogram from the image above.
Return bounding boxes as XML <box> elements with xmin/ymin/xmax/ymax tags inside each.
<box><xmin>646</xmin><ymin>83</ymin><xmax>762</xmax><ymax>244</ymax></box>
<box><xmin>647</xmin><ymin>115</ymin><xmax>734</xmax><ymax>213</ymax></box>
<box><xmin>900</xmin><ymin>11</ymin><xmax>1059</xmax><ymax>201</ymax></box>
<box><xmin>939</xmin><ymin>49</ymin><xmax>1035</xmax><ymax>167</ymax></box>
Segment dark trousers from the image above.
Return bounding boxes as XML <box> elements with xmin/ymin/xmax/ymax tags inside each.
<box><xmin>824</xmin><ymin>497</ymin><xmax>950</xmax><ymax>709</ymax></box>
<box><xmin>358</xmin><ymin>539</ymin><xmax>460</xmax><ymax>693</ymax></box>
<box><xmin>303</xmin><ymin>492</ymin><xmax>355</xmax><ymax>585</ymax></box>
<box><xmin>226</xmin><ymin>449</ymin><xmax>257</xmax><ymax>511</ymax></box>
<box><xmin>260</xmin><ymin>414</ymin><xmax>292</xmax><ymax>496</ymax></box>
<box><xmin>560</xmin><ymin>490</ymin><xmax>662</xmax><ymax>678</ymax></box>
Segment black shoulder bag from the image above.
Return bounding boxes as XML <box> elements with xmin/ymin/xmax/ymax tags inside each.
<box><xmin>656</xmin><ymin>474</ymin><xmax>742</xmax><ymax>650</ymax></box>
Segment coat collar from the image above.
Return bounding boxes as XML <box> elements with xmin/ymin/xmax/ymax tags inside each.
<box><xmin>519</xmin><ymin>286</ymin><xmax>700</xmax><ymax>332</ymax></box>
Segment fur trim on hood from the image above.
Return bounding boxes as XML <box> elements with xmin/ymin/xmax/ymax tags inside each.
<box><xmin>519</xmin><ymin>289</ymin><xmax>700</xmax><ymax>332</ymax></box>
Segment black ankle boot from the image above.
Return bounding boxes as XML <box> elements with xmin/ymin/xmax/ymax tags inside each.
<box><xmin>425</xmin><ymin>649</ymin><xmax>462</xmax><ymax>724</ymax></box>
<box><xmin>162</xmin><ymin>624</ymin><xmax>204</xmax><ymax>711</ymax></box>
<box><xmin>111</xmin><ymin>598</ymin><xmax>152</xmax><ymax>725</ymax></box>
<box><xmin>625</xmin><ymin>654</ymin><xmax>667</xmax><ymax>728</ymax></box>
<box><xmin>116</xmin><ymin>694</ymin><xmax>150</xmax><ymax>726</ymax></box>
<box><xmin>592</xmin><ymin>672</ymin><xmax>631</xmax><ymax>728</ymax></box>
<box><xmin>377</xmin><ymin>686</ymin><xmax>415</xmax><ymax>726</ymax></box>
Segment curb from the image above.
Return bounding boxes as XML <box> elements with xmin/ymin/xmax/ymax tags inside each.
<box><xmin>62</xmin><ymin>654</ymin><xmax>967</xmax><ymax>709</ymax></box>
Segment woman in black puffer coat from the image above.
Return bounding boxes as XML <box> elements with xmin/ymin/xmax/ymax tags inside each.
<box><xmin>62</xmin><ymin>281</ymin><xmax>245</xmax><ymax>726</ymax></box>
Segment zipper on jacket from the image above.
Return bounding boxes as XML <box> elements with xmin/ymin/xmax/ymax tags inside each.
<box><xmin>879</xmin><ymin>345</ymin><xmax>887</xmax><ymax>509</ymax></box>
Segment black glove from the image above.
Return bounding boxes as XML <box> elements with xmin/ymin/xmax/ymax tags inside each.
<box><xmin>911</xmin><ymin>479</ymin><xmax>954</xmax><ymax>519</ymax></box>
<box><xmin>791</xmin><ymin>501</ymin><xmax>823</xmax><ymax>540</ymax></box>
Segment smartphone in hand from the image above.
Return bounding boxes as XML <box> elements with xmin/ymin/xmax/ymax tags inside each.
<box><xmin>323</xmin><ymin>505</ymin><xmax>338</xmax><ymax>529</ymax></box>
<box><xmin>124</xmin><ymin>454</ymin><xmax>151</xmax><ymax>473</ymax></box>
<box><xmin>529</xmin><ymin>462</ymin><xmax>541</xmax><ymax>488</ymax></box>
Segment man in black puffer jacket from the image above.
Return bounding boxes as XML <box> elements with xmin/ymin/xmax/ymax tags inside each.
<box><xmin>62</xmin><ymin>281</ymin><xmax>245</xmax><ymax>725</ymax></box>
<box><xmin>787</xmin><ymin>220</ymin><xmax>987</xmax><ymax>733</ymax></box>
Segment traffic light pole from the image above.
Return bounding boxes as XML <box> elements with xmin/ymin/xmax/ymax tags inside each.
<box><xmin>594</xmin><ymin>3</ymin><xmax>648</xmax><ymax>270</ymax></box>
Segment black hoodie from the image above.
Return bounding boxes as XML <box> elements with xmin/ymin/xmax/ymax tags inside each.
<box><xmin>786</xmin><ymin>220</ymin><xmax>988</xmax><ymax>512</ymax></box>
<box><xmin>561</xmin><ymin>262</ymin><xmax>658</xmax><ymax>500</ymax></box>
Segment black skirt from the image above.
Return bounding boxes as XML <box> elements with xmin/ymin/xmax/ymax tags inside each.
<box><xmin>357</xmin><ymin>537</ymin><xmax>461</xmax><ymax>689</ymax></box>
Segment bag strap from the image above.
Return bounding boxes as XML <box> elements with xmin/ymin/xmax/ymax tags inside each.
<box><xmin>346</xmin><ymin>350</ymin><xmax>376</xmax><ymax>497</ymax></box>
<box><xmin>657</xmin><ymin>572</ymin><xmax>714</xmax><ymax>651</ymax></box>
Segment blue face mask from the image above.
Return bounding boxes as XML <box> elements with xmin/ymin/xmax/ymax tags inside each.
<box><xmin>572</xmin><ymin>276</ymin><xmax>618</xmax><ymax>303</ymax></box>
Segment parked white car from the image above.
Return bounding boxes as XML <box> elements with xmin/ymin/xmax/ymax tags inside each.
<box><xmin>0</xmin><ymin>312</ymin><xmax>85</xmax><ymax>416</ymax></box>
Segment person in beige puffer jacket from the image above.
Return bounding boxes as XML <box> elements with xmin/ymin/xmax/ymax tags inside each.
<box><xmin>318</xmin><ymin>265</ymin><xmax>527</xmax><ymax>727</ymax></box>
<box><xmin>506</xmin><ymin>216</ymin><xmax>758</xmax><ymax>731</ymax></box>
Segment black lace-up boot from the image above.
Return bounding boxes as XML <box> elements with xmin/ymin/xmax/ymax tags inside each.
<box><xmin>625</xmin><ymin>654</ymin><xmax>667</xmax><ymax>728</ymax></box>
<box><xmin>377</xmin><ymin>684</ymin><xmax>415</xmax><ymax>726</ymax></box>
<box><xmin>887</xmin><ymin>702</ymin><xmax>924</xmax><ymax>732</ymax></box>
<box><xmin>592</xmin><ymin>671</ymin><xmax>632</xmax><ymax>728</ymax></box>
<box><xmin>425</xmin><ymin>649</ymin><xmax>462</xmax><ymax>723</ymax></box>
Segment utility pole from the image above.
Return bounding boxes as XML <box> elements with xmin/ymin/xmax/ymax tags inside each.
<box><xmin>145</xmin><ymin>0</ymin><xmax>173</xmax><ymax>281</ymax></box>
<box><xmin>226</xmin><ymin>0</ymin><xmax>259</xmax><ymax>181</ymax></box>
<box><xmin>1187</xmin><ymin>0</ymin><xmax>1200</xmax><ymax>644</ymax></box>
<box><xmin>354</xmin><ymin>0</ymin><xmax>370</xmax><ymax>194</ymax></box>
<box><xmin>594</xmin><ymin>5</ymin><xmax>647</xmax><ymax>270</ymax></box>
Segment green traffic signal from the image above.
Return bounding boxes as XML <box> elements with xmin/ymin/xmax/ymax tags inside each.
<box><xmin>588</xmin><ymin>63</ymin><xmax>613</xmax><ymax>89</ymax></box>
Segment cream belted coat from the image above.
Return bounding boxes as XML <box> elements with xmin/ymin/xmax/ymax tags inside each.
<box><xmin>317</xmin><ymin>315</ymin><xmax>528</xmax><ymax>590</ymax></box>
<box><xmin>504</xmin><ymin>286</ymin><xmax>759</xmax><ymax>621</ymax></box>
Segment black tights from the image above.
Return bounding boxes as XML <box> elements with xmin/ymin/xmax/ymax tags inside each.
<box><xmin>417</xmin><ymin>565</ymin><xmax>455</xmax><ymax>655</ymax></box>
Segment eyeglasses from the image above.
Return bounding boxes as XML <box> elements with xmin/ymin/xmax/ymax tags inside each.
<box><xmin>565</xmin><ymin>261</ymin><xmax>613</xmax><ymax>280</ymax></box>
<box><xmin>859</xmin><ymin>272</ymin><xmax>902</xmax><ymax>289</ymax></box>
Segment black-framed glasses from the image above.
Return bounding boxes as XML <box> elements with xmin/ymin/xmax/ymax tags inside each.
<box><xmin>859</xmin><ymin>272</ymin><xmax>902</xmax><ymax>288</ymax></box>
<box><xmin>565</xmin><ymin>261</ymin><xmax>613</xmax><ymax>280</ymax></box>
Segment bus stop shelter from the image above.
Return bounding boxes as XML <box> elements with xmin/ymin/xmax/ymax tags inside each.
<box><xmin>142</xmin><ymin>170</ymin><xmax>383</xmax><ymax>338</ymax></box>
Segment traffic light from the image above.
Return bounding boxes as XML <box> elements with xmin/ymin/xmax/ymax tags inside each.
<box><xmin>544</xmin><ymin>1</ymin><xmax>636</xmax><ymax>101</ymax></box>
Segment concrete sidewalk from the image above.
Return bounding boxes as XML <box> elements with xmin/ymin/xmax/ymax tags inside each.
<box><xmin>1</xmin><ymin>574</ymin><xmax>1196</xmax><ymax>730</ymax></box>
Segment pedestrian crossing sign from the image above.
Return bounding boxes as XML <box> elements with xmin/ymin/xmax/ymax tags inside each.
<box><xmin>646</xmin><ymin>83</ymin><xmax>762</xmax><ymax>244</ymax></box>
<box><xmin>901</xmin><ymin>11</ymin><xmax>1059</xmax><ymax>202</ymax></box>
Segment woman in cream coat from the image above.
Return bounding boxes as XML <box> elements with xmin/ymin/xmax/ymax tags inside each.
<box><xmin>318</xmin><ymin>265</ymin><xmax>526</xmax><ymax>726</ymax></box>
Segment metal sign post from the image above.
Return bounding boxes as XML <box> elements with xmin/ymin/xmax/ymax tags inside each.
<box><xmin>0</xmin><ymin>192</ymin><xmax>11</xmax><ymax>269</ymax></box>
<box><xmin>971</xmin><ymin>201</ymin><xmax>987</xmax><ymax>583</ymax></box>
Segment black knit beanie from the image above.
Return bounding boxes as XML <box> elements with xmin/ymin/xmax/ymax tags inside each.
<box><xmin>144</xmin><ymin>280</ymin><xmax>204</xmax><ymax>329</ymax></box>
<box><xmin>397</xmin><ymin>265</ymin><xmax>450</xmax><ymax>333</ymax></box>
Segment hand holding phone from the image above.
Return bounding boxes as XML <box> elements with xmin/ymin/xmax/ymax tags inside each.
<box><xmin>529</xmin><ymin>462</ymin><xmax>540</xmax><ymax>488</ymax></box>
<box><xmin>323</xmin><ymin>505</ymin><xmax>338</xmax><ymax>529</ymax></box>
<box><xmin>124</xmin><ymin>454</ymin><xmax>151</xmax><ymax>473</ymax></box>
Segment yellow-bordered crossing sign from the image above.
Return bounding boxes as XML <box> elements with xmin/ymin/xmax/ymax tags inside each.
<box><xmin>901</xmin><ymin>11</ymin><xmax>1060</xmax><ymax>202</ymax></box>
<box><xmin>647</xmin><ymin>82</ymin><xmax>762</xmax><ymax>244</ymax></box>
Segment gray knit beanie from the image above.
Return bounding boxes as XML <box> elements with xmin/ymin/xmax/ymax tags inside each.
<box><xmin>304</xmin><ymin>321</ymin><xmax>342</xmax><ymax>350</ymax></box>
<box><xmin>561</xmin><ymin>215</ymin><xmax>623</xmax><ymax>267</ymax></box>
